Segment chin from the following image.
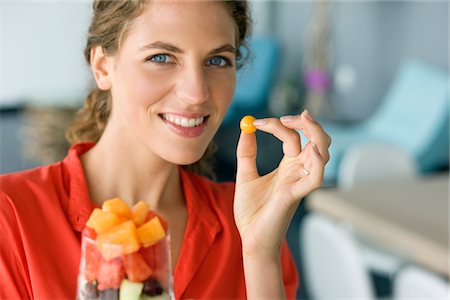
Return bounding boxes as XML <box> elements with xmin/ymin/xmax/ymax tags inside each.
<box><xmin>164</xmin><ymin>148</ymin><xmax>207</xmax><ymax>166</ymax></box>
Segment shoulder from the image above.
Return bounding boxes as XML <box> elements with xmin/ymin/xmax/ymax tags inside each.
<box><xmin>0</xmin><ymin>162</ymin><xmax>68</xmax><ymax>223</ymax></box>
<box><xmin>0</xmin><ymin>162</ymin><xmax>66</xmax><ymax>198</ymax></box>
<box><xmin>0</xmin><ymin>142</ymin><xmax>93</xmax><ymax>199</ymax></box>
<box><xmin>0</xmin><ymin>169</ymin><xmax>52</xmax><ymax>298</ymax></box>
<box><xmin>0</xmin><ymin>163</ymin><xmax>71</xmax><ymax>262</ymax></box>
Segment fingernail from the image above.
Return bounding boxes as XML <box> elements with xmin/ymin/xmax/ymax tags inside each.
<box><xmin>303</xmin><ymin>109</ymin><xmax>315</xmax><ymax>122</ymax></box>
<box><xmin>253</xmin><ymin>119</ymin><xmax>267</xmax><ymax>126</ymax></box>
<box><xmin>280</xmin><ymin>115</ymin><xmax>296</xmax><ymax>123</ymax></box>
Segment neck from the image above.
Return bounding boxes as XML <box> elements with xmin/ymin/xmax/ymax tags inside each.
<box><xmin>80</xmin><ymin>128</ymin><xmax>184</xmax><ymax>212</ymax></box>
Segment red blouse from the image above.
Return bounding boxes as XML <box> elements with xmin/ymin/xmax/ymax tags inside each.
<box><xmin>0</xmin><ymin>143</ymin><xmax>298</xmax><ymax>299</ymax></box>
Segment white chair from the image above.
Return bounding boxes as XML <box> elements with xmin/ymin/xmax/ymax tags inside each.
<box><xmin>336</xmin><ymin>142</ymin><xmax>417</xmax><ymax>277</ymax></box>
<box><xmin>301</xmin><ymin>213</ymin><xmax>376</xmax><ymax>300</ymax></box>
<box><xmin>337</xmin><ymin>142</ymin><xmax>419</xmax><ymax>191</ymax></box>
<box><xmin>393</xmin><ymin>265</ymin><xmax>450</xmax><ymax>300</ymax></box>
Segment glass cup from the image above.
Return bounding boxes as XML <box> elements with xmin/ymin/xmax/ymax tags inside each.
<box><xmin>77</xmin><ymin>229</ymin><xmax>173</xmax><ymax>300</ymax></box>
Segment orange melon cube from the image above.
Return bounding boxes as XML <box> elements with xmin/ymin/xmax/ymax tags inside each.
<box><xmin>102</xmin><ymin>198</ymin><xmax>132</xmax><ymax>219</ymax></box>
<box><xmin>137</xmin><ymin>217</ymin><xmax>166</xmax><ymax>247</ymax></box>
<box><xmin>145</xmin><ymin>211</ymin><xmax>169</xmax><ymax>231</ymax></box>
<box><xmin>96</xmin><ymin>220</ymin><xmax>141</xmax><ymax>260</ymax></box>
<box><xmin>132</xmin><ymin>201</ymin><xmax>150</xmax><ymax>226</ymax></box>
<box><xmin>85</xmin><ymin>208</ymin><xmax>121</xmax><ymax>234</ymax></box>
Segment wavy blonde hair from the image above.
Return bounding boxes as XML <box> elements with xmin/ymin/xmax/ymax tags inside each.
<box><xmin>66</xmin><ymin>0</ymin><xmax>251</xmax><ymax>179</ymax></box>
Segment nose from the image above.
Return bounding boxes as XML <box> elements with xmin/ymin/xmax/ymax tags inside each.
<box><xmin>175</xmin><ymin>65</ymin><xmax>210</xmax><ymax>105</ymax></box>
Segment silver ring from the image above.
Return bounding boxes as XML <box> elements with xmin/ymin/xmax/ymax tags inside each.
<box><xmin>302</xmin><ymin>168</ymin><xmax>310</xmax><ymax>176</ymax></box>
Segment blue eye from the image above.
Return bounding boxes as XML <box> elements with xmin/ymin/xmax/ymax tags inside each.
<box><xmin>207</xmin><ymin>56</ymin><xmax>231</xmax><ymax>67</ymax></box>
<box><xmin>149</xmin><ymin>54</ymin><xmax>171</xmax><ymax>63</ymax></box>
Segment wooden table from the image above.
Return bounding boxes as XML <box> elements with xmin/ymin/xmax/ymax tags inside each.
<box><xmin>307</xmin><ymin>173</ymin><xmax>449</xmax><ymax>277</ymax></box>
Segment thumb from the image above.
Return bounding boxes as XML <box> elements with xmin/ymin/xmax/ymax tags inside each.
<box><xmin>236</xmin><ymin>131</ymin><xmax>259</xmax><ymax>184</ymax></box>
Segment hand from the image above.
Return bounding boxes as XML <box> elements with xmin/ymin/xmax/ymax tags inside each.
<box><xmin>234</xmin><ymin>110</ymin><xmax>331</xmax><ymax>260</ymax></box>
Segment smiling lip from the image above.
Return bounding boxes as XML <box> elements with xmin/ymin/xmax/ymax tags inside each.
<box><xmin>159</xmin><ymin>113</ymin><xmax>209</xmax><ymax>138</ymax></box>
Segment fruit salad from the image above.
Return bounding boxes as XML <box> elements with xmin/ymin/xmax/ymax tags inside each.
<box><xmin>77</xmin><ymin>198</ymin><xmax>173</xmax><ymax>300</ymax></box>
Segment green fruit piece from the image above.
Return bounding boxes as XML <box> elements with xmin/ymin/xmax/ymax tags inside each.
<box><xmin>119</xmin><ymin>279</ymin><xmax>144</xmax><ymax>300</ymax></box>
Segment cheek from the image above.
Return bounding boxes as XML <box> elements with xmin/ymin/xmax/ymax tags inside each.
<box><xmin>111</xmin><ymin>65</ymin><xmax>173</xmax><ymax>135</ymax></box>
<box><xmin>209</xmin><ymin>72</ymin><xmax>236</xmax><ymax>111</ymax></box>
<box><xmin>121</xmin><ymin>66</ymin><xmax>171</xmax><ymax>108</ymax></box>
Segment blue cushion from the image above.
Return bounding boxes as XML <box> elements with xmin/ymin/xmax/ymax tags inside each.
<box><xmin>320</xmin><ymin>60</ymin><xmax>449</xmax><ymax>185</ymax></box>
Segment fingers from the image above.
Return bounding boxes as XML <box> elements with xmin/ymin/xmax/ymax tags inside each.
<box><xmin>293</xmin><ymin>143</ymin><xmax>325</xmax><ymax>196</ymax></box>
<box><xmin>280</xmin><ymin>110</ymin><xmax>331</xmax><ymax>163</ymax></box>
<box><xmin>253</xmin><ymin>118</ymin><xmax>302</xmax><ymax>157</ymax></box>
<box><xmin>236</xmin><ymin>131</ymin><xmax>259</xmax><ymax>184</ymax></box>
<box><xmin>235</xmin><ymin>110</ymin><xmax>330</xmax><ymax>188</ymax></box>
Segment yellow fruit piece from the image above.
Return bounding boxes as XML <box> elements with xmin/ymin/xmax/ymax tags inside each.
<box><xmin>102</xmin><ymin>198</ymin><xmax>132</xmax><ymax>219</ymax></box>
<box><xmin>85</xmin><ymin>208</ymin><xmax>121</xmax><ymax>234</ymax></box>
<box><xmin>137</xmin><ymin>217</ymin><xmax>166</xmax><ymax>247</ymax></box>
<box><xmin>96</xmin><ymin>220</ymin><xmax>141</xmax><ymax>260</ymax></box>
<box><xmin>240</xmin><ymin>115</ymin><xmax>257</xmax><ymax>134</ymax></box>
<box><xmin>132</xmin><ymin>201</ymin><xmax>150</xmax><ymax>226</ymax></box>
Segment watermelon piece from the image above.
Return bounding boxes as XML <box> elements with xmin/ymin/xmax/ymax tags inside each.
<box><xmin>97</xmin><ymin>257</ymin><xmax>125</xmax><ymax>291</ymax></box>
<box><xmin>139</xmin><ymin>240</ymin><xmax>167</xmax><ymax>271</ymax></box>
<box><xmin>83</xmin><ymin>239</ymin><xmax>100</xmax><ymax>282</ymax></box>
<box><xmin>123</xmin><ymin>252</ymin><xmax>153</xmax><ymax>283</ymax></box>
<box><xmin>137</xmin><ymin>217</ymin><xmax>166</xmax><ymax>247</ymax></box>
<box><xmin>119</xmin><ymin>279</ymin><xmax>144</xmax><ymax>300</ymax></box>
<box><xmin>139</xmin><ymin>240</ymin><xmax>169</xmax><ymax>286</ymax></box>
<box><xmin>102</xmin><ymin>198</ymin><xmax>132</xmax><ymax>219</ymax></box>
<box><xmin>86</xmin><ymin>208</ymin><xmax>121</xmax><ymax>234</ymax></box>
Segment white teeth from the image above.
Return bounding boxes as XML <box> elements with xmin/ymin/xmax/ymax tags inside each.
<box><xmin>180</xmin><ymin>118</ymin><xmax>189</xmax><ymax>127</ymax></box>
<box><xmin>162</xmin><ymin>114</ymin><xmax>205</xmax><ymax>128</ymax></box>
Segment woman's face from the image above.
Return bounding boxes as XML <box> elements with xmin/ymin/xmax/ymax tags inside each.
<box><xmin>103</xmin><ymin>1</ymin><xmax>237</xmax><ymax>165</ymax></box>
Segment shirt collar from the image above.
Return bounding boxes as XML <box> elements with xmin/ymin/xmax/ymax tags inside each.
<box><xmin>63</xmin><ymin>142</ymin><xmax>97</xmax><ymax>232</ymax></box>
<box><xmin>179</xmin><ymin>167</ymin><xmax>222</xmax><ymax>233</ymax></box>
<box><xmin>174</xmin><ymin>168</ymin><xmax>222</xmax><ymax>298</ymax></box>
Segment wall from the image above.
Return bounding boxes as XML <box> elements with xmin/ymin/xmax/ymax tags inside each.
<box><xmin>1</xmin><ymin>1</ymin><xmax>448</xmax><ymax>120</ymax></box>
<box><xmin>272</xmin><ymin>1</ymin><xmax>449</xmax><ymax>120</ymax></box>
<box><xmin>1</xmin><ymin>1</ymin><xmax>92</xmax><ymax>106</ymax></box>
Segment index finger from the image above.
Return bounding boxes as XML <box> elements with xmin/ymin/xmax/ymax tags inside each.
<box><xmin>253</xmin><ymin>117</ymin><xmax>302</xmax><ymax>157</ymax></box>
<box><xmin>280</xmin><ymin>110</ymin><xmax>331</xmax><ymax>162</ymax></box>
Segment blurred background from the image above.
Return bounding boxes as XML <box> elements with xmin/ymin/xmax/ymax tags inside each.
<box><xmin>1</xmin><ymin>1</ymin><xmax>449</xmax><ymax>299</ymax></box>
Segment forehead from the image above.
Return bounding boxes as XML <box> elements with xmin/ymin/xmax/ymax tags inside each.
<box><xmin>124</xmin><ymin>0</ymin><xmax>236</xmax><ymax>50</ymax></box>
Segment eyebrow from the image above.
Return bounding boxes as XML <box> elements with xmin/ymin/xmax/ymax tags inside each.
<box><xmin>139</xmin><ymin>41</ymin><xmax>182</xmax><ymax>53</ymax></box>
<box><xmin>210</xmin><ymin>44</ymin><xmax>237</xmax><ymax>55</ymax></box>
<box><xmin>138</xmin><ymin>41</ymin><xmax>237</xmax><ymax>55</ymax></box>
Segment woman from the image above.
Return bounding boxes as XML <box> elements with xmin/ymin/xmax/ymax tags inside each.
<box><xmin>0</xmin><ymin>0</ymin><xmax>331</xmax><ymax>299</ymax></box>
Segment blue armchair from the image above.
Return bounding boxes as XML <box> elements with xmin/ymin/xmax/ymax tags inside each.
<box><xmin>320</xmin><ymin>60</ymin><xmax>449</xmax><ymax>185</ymax></box>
